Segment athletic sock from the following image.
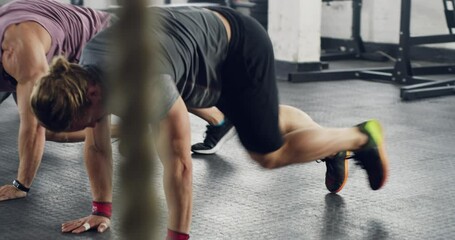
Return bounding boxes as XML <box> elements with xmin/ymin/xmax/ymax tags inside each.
<box><xmin>214</xmin><ymin>119</ymin><xmax>225</xmax><ymax>126</ymax></box>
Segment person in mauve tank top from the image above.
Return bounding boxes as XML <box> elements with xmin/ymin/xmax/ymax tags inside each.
<box><xmin>0</xmin><ymin>0</ymin><xmax>114</xmax><ymax>202</ymax></box>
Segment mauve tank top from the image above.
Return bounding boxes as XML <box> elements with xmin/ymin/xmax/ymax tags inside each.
<box><xmin>0</xmin><ymin>0</ymin><xmax>113</xmax><ymax>92</ymax></box>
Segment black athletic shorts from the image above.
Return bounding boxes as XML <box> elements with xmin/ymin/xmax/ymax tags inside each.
<box><xmin>208</xmin><ymin>7</ymin><xmax>284</xmax><ymax>154</ymax></box>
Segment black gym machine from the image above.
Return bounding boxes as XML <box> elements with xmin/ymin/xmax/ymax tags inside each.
<box><xmin>290</xmin><ymin>0</ymin><xmax>455</xmax><ymax>101</ymax></box>
<box><xmin>70</xmin><ymin>0</ymin><xmax>84</xmax><ymax>6</ymax></box>
<box><xmin>320</xmin><ymin>0</ymin><xmax>388</xmax><ymax>62</ymax></box>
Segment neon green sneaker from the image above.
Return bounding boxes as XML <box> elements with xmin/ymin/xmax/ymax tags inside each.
<box><xmin>353</xmin><ymin>119</ymin><xmax>389</xmax><ymax>190</ymax></box>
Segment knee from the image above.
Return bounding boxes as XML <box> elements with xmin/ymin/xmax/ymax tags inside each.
<box><xmin>250</xmin><ymin>152</ymin><xmax>279</xmax><ymax>169</ymax></box>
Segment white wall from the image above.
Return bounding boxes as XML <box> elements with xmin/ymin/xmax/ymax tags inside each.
<box><xmin>54</xmin><ymin>0</ymin><xmax>164</xmax><ymax>8</ymax></box>
<box><xmin>84</xmin><ymin>0</ymin><xmax>111</xmax><ymax>9</ymax></box>
<box><xmin>321</xmin><ymin>0</ymin><xmax>455</xmax><ymax>48</ymax></box>
<box><xmin>268</xmin><ymin>0</ymin><xmax>321</xmax><ymax>62</ymax></box>
<box><xmin>0</xmin><ymin>0</ymin><xmax>13</xmax><ymax>5</ymax></box>
<box><xmin>269</xmin><ymin>0</ymin><xmax>455</xmax><ymax>63</ymax></box>
<box><xmin>56</xmin><ymin>0</ymin><xmax>71</xmax><ymax>4</ymax></box>
<box><xmin>51</xmin><ymin>0</ymin><xmax>455</xmax><ymax>56</ymax></box>
<box><xmin>68</xmin><ymin>0</ymin><xmax>190</xmax><ymax>8</ymax></box>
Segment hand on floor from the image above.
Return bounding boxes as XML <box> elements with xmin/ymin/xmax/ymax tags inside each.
<box><xmin>62</xmin><ymin>215</ymin><xmax>111</xmax><ymax>234</ymax></box>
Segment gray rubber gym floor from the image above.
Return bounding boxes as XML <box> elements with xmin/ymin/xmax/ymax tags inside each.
<box><xmin>1</xmin><ymin>61</ymin><xmax>455</xmax><ymax>240</ymax></box>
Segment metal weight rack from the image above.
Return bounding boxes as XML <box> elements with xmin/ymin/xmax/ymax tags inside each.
<box><xmin>290</xmin><ymin>0</ymin><xmax>455</xmax><ymax>101</ymax></box>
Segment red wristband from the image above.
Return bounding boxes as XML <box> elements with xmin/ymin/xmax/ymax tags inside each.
<box><xmin>92</xmin><ymin>201</ymin><xmax>112</xmax><ymax>218</ymax></box>
<box><xmin>166</xmin><ymin>229</ymin><xmax>190</xmax><ymax>240</ymax></box>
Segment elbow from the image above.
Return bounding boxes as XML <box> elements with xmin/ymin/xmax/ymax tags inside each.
<box><xmin>169</xmin><ymin>155</ymin><xmax>193</xmax><ymax>189</ymax></box>
<box><xmin>162</xmin><ymin>143</ymin><xmax>193</xmax><ymax>180</ymax></box>
<box><xmin>87</xmin><ymin>144</ymin><xmax>109</xmax><ymax>156</ymax></box>
<box><xmin>172</xmin><ymin>154</ymin><xmax>193</xmax><ymax>178</ymax></box>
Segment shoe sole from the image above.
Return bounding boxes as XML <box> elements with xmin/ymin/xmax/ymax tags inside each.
<box><xmin>365</xmin><ymin>120</ymin><xmax>389</xmax><ymax>190</ymax></box>
<box><xmin>192</xmin><ymin>128</ymin><xmax>237</xmax><ymax>155</ymax></box>
<box><xmin>330</xmin><ymin>151</ymin><xmax>350</xmax><ymax>194</ymax></box>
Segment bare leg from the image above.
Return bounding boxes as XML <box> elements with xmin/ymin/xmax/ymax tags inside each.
<box><xmin>189</xmin><ymin>107</ymin><xmax>236</xmax><ymax>154</ymax></box>
<box><xmin>249</xmin><ymin>105</ymin><xmax>368</xmax><ymax>169</ymax></box>
<box><xmin>189</xmin><ymin>107</ymin><xmax>225</xmax><ymax>125</ymax></box>
<box><xmin>278</xmin><ymin>105</ymin><xmax>322</xmax><ymax>133</ymax></box>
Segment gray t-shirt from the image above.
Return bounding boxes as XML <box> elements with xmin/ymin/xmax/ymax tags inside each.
<box><xmin>80</xmin><ymin>6</ymin><xmax>229</xmax><ymax>120</ymax></box>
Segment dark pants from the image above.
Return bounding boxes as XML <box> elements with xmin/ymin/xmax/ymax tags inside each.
<box><xmin>210</xmin><ymin>7</ymin><xmax>283</xmax><ymax>154</ymax></box>
<box><xmin>188</xmin><ymin>0</ymin><xmax>227</xmax><ymax>5</ymax></box>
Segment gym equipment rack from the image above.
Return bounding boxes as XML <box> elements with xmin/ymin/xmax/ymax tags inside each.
<box><xmin>290</xmin><ymin>0</ymin><xmax>455</xmax><ymax>101</ymax></box>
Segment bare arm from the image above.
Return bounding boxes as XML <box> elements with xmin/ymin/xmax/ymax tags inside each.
<box><xmin>45</xmin><ymin>130</ymin><xmax>89</xmax><ymax>143</ymax></box>
<box><xmin>61</xmin><ymin>115</ymin><xmax>113</xmax><ymax>234</ymax></box>
<box><xmin>0</xmin><ymin>22</ymin><xmax>51</xmax><ymax>201</ymax></box>
<box><xmin>45</xmin><ymin>122</ymin><xmax>119</xmax><ymax>143</ymax></box>
<box><xmin>84</xmin><ymin>116</ymin><xmax>113</xmax><ymax>202</ymax></box>
<box><xmin>155</xmin><ymin>97</ymin><xmax>193</xmax><ymax>233</ymax></box>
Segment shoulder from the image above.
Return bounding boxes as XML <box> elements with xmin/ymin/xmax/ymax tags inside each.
<box><xmin>1</xmin><ymin>22</ymin><xmax>51</xmax><ymax>84</ymax></box>
<box><xmin>3</xmin><ymin>21</ymin><xmax>50</xmax><ymax>47</ymax></box>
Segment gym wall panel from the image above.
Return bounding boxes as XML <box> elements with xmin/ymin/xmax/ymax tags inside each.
<box><xmin>321</xmin><ymin>0</ymin><xmax>455</xmax><ymax>49</ymax></box>
<box><xmin>0</xmin><ymin>0</ymin><xmax>13</xmax><ymax>5</ymax></box>
<box><xmin>84</xmin><ymin>0</ymin><xmax>111</xmax><ymax>9</ymax></box>
<box><xmin>55</xmin><ymin>0</ymin><xmax>71</xmax><ymax>4</ymax></box>
<box><xmin>268</xmin><ymin>0</ymin><xmax>321</xmax><ymax>63</ymax></box>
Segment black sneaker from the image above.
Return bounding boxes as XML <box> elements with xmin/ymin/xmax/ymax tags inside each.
<box><xmin>191</xmin><ymin>119</ymin><xmax>236</xmax><ymax>155</ymax></box>
<box><xmin>353</xmin><ymin>119</ymin><xmax>389</xmax><ymax>190</ymax></box>
<box><xmin>322</xmin><ymin>151</ymin><xmax>350</xmax><ymax>193</ymax></box>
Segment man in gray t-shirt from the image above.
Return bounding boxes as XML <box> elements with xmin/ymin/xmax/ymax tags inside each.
<box><xmin>80</xmin><ymin>7</ymin><xmax>229</xmax><ymax>114</ymax></box>
<box><xmin>31</xmin><ymin>5</ymin><xmax>389</xmax><ymax>239</ymax></box>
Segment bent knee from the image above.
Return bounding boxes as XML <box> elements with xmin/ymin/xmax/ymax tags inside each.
<box><xmin>249</xmin><ymin>151</ymin><xmax>280</xmax><ymax>169</ymax></box>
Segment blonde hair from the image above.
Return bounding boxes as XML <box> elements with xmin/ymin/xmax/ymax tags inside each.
<box><xmin>31</xmin><ymin>56</ymin><xmax>92</xmax><ymax>132</ymax></box>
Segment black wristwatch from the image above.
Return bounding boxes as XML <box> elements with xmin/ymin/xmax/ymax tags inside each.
<box><xmin>12</xmin><ymin>179</ymin><xmax>30</xmax><ymax>193</ymax></box>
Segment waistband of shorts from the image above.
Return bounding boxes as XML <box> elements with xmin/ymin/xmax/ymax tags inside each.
<box><xmin>206</xmin><ymin>6</ymin><xmax>243</xmax><ymax>54</ymax></box>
